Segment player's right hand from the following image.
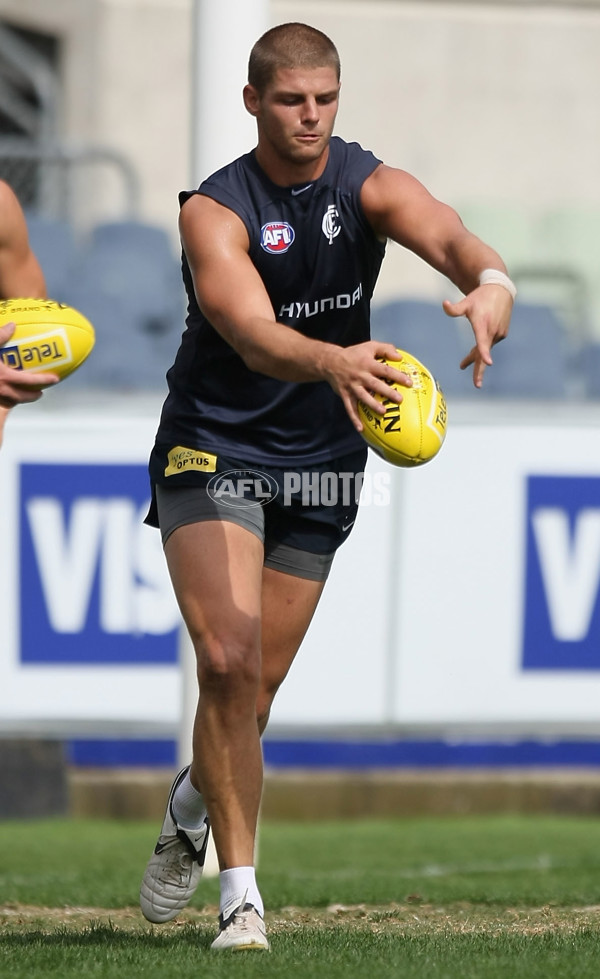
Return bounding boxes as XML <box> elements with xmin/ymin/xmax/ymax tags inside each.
<box><xmin>324</xmin><ymin>340</ymin><xmax>413</xmax><ymax>432</ymax></box>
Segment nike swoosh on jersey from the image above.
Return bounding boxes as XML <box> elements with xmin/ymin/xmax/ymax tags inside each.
<box><xmin>291</xmin><ymin>184</ymin><xmax>313</xmax><ymax>196</ymax></box>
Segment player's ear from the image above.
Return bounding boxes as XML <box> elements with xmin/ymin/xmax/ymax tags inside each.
<box><xmin>243</xmin><ymin>84</ymin><xmax>260</xmax><ymax>117</ymax></box>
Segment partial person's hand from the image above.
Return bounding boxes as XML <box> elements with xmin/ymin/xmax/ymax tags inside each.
<box><xmin>323</xmin><ymin>340</ymin><xmax>413</xmax><ymax>432</ymax></box>
<box><xmin>0</xmin><ymin>321</ymin><xmax>59</xmax><ymax>407</ymax></box>
<box><xmin>443</xmin><ymin>284</ymin><xmax>513</xmax><ymax>388</ymax></box>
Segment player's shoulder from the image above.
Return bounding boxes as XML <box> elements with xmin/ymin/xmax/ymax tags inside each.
<box><xmin>181</xmin><ymin>151</ymin><xmax>263</xmax><ymax>232</ymax></box>
<box><xmin>327</xmin><ymin>136</ymin><xmax>382</xmax><ymax>190</ymax></box>
<box><xmin>178</xmin><ymin>191</ymin><xmax>248</xmax><ymax>252</ymax></box>
<box><xmin>360</xmin><ymin>162</ymin><xmax>435</xmax><ymax>214</ymax></box>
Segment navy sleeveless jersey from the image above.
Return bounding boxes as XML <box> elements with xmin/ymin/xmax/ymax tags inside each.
<box><xmin>153</xmin><ymin>136</ymin><xmax>386</xmax><ymax>469</ymax></box>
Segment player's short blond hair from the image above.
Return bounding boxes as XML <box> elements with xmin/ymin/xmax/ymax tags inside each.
<box><xmin>248</xmin><ymin>23</ymin><xmax>341</xmax><ymax>95</ymax></box>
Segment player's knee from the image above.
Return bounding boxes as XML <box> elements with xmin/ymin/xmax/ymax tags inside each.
<box><xmin>196</xmin><ymin>629</ymin><xmax>261</xmax><ymax>695</ymax></box>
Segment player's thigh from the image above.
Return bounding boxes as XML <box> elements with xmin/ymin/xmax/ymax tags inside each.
<box><xmin>165</xmin><ymin>519</ymin><xmax>265</xmax><ymax>662</ymax></box>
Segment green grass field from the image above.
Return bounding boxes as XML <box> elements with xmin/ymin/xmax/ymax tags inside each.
<box><xmin>2</xmin><ymin>814</ymin><xmax>600</xmax><ymax>977</ymax></box>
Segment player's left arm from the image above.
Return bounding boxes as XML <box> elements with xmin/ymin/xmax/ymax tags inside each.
<box><xmin>361</xmin><ymin>164</ymin><xmax>514</xmax><ymax>387</ymax></box>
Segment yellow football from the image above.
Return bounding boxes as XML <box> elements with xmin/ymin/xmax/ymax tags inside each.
<box><xmin>358</xmin><ymin>349</ymin><xmax>447</xmax><ymax>467</ymax></box>
<box><xmin>0</xmin><ymin>298</ymin><xmax>95</xmax><ymax>382</ymax></box>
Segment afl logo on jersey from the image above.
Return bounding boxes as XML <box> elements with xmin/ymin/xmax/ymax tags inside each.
<box><xmin>261</xmin><ymin>221</ymin><xmax>295</xmax><ymax>254</ymax></box>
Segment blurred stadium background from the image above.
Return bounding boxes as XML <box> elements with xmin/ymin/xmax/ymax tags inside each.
<box><xmin>3</xmin><ymin>0</ymin><xmax>600</xmax><ymax>821</ymax></box>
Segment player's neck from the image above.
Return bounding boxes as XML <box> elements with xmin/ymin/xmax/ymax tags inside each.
<box><xmin>253</xmin><ymin>144</ymin><xmax>330</xmax><ymax>189</ymax></box>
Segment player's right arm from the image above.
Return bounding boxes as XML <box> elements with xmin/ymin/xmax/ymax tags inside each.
<box><xmin>180</xmin><ymin>193</ymin><xmax>411</xmax><ymax>431</ymax></box>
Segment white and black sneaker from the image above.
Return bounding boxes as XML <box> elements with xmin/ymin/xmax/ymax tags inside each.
<box><xmin>211</xmin><ymin>892</ymin><xmax>270</xmax><ymax>951</ymax></box>
<box><xmin>140</xmin><ymin>766</ymin><xmax>210</xmax><ymax>923</ymax></box>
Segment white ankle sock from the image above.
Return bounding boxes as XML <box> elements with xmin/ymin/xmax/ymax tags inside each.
<box><xmin>219</xmin><ymin>866</ymin><xmax>264</xmax><ymax>918</ymax></box>
<box><xmin>171</xmin><ymin>770</ymin><xmax>207</xmax><ymax>830</ymax></box>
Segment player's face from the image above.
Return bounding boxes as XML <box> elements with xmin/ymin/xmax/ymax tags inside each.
<box><xmin>244</xmin><ymin>67</ymin><xmax>340</xmax><ymax>179</ymax></box>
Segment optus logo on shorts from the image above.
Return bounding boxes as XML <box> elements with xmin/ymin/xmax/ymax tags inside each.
<box><xmin>260</xmin><ymin>222</ymin><xmax>295</xmax><ymax>254</ymax></box>
<box><xmin>207</xmin><ymin>470</ymin><xmax>279</xmax><ymax>508</ymax></box>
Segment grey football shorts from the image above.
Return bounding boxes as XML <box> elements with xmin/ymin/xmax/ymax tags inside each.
<box><xmin>151</xmin><ymin>447</ymin><xmax>368</xmax><ymax>583</ymax></box>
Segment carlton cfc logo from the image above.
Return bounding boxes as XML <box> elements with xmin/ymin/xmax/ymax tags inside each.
<box><xmin>260</xmin><ymin>221</ymin><xmax>295</xmax><ymax>254</ymax></box>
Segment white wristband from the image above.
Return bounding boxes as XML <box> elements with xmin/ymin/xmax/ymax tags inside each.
<box><xmin>479</xmin><ymin>268</ymin><xmax>517</xmax><ymax>300</ymax></box>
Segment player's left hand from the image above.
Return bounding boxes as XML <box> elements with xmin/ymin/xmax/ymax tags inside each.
<box><xmin>442</xmin><ymin>284</ymin><xmax>513</xmax><ymax>388</ymax></box>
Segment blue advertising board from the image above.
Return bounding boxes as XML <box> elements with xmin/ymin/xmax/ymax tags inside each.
<box><xmin>19</xmin><ymin>462</ymin><xmax>179</xmax><ymax>665</ymax></box>
<box><xmin>522</xmin><ymin>475</ymin><xmax>600</xmax><ymax>670</ymax></box>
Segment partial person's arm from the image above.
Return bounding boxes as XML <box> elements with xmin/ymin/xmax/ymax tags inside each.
<box><xmin>361</xmin><ymin>164</ymin><xmax>514</xmax><ymax>388</ymax></box>
<box><xmin>180</xmin><ymin>193</ymin><xmax>412</xmax><ymax>431</ymax></box>
<box><xmin>0</xmin><ymin>182</ymin><xmax>57</xmax><ymax>413</ymax></box>
<box><xmin>0</xmin><ymin>182</ymin><xmax>46</xmax><ymax>299</ymax></box>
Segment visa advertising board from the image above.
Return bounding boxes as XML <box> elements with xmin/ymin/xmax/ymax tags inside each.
<box><xmin>19</xmin><ymin>462</ymin><xmax>178</xmax><ymax>665</ymax></box>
